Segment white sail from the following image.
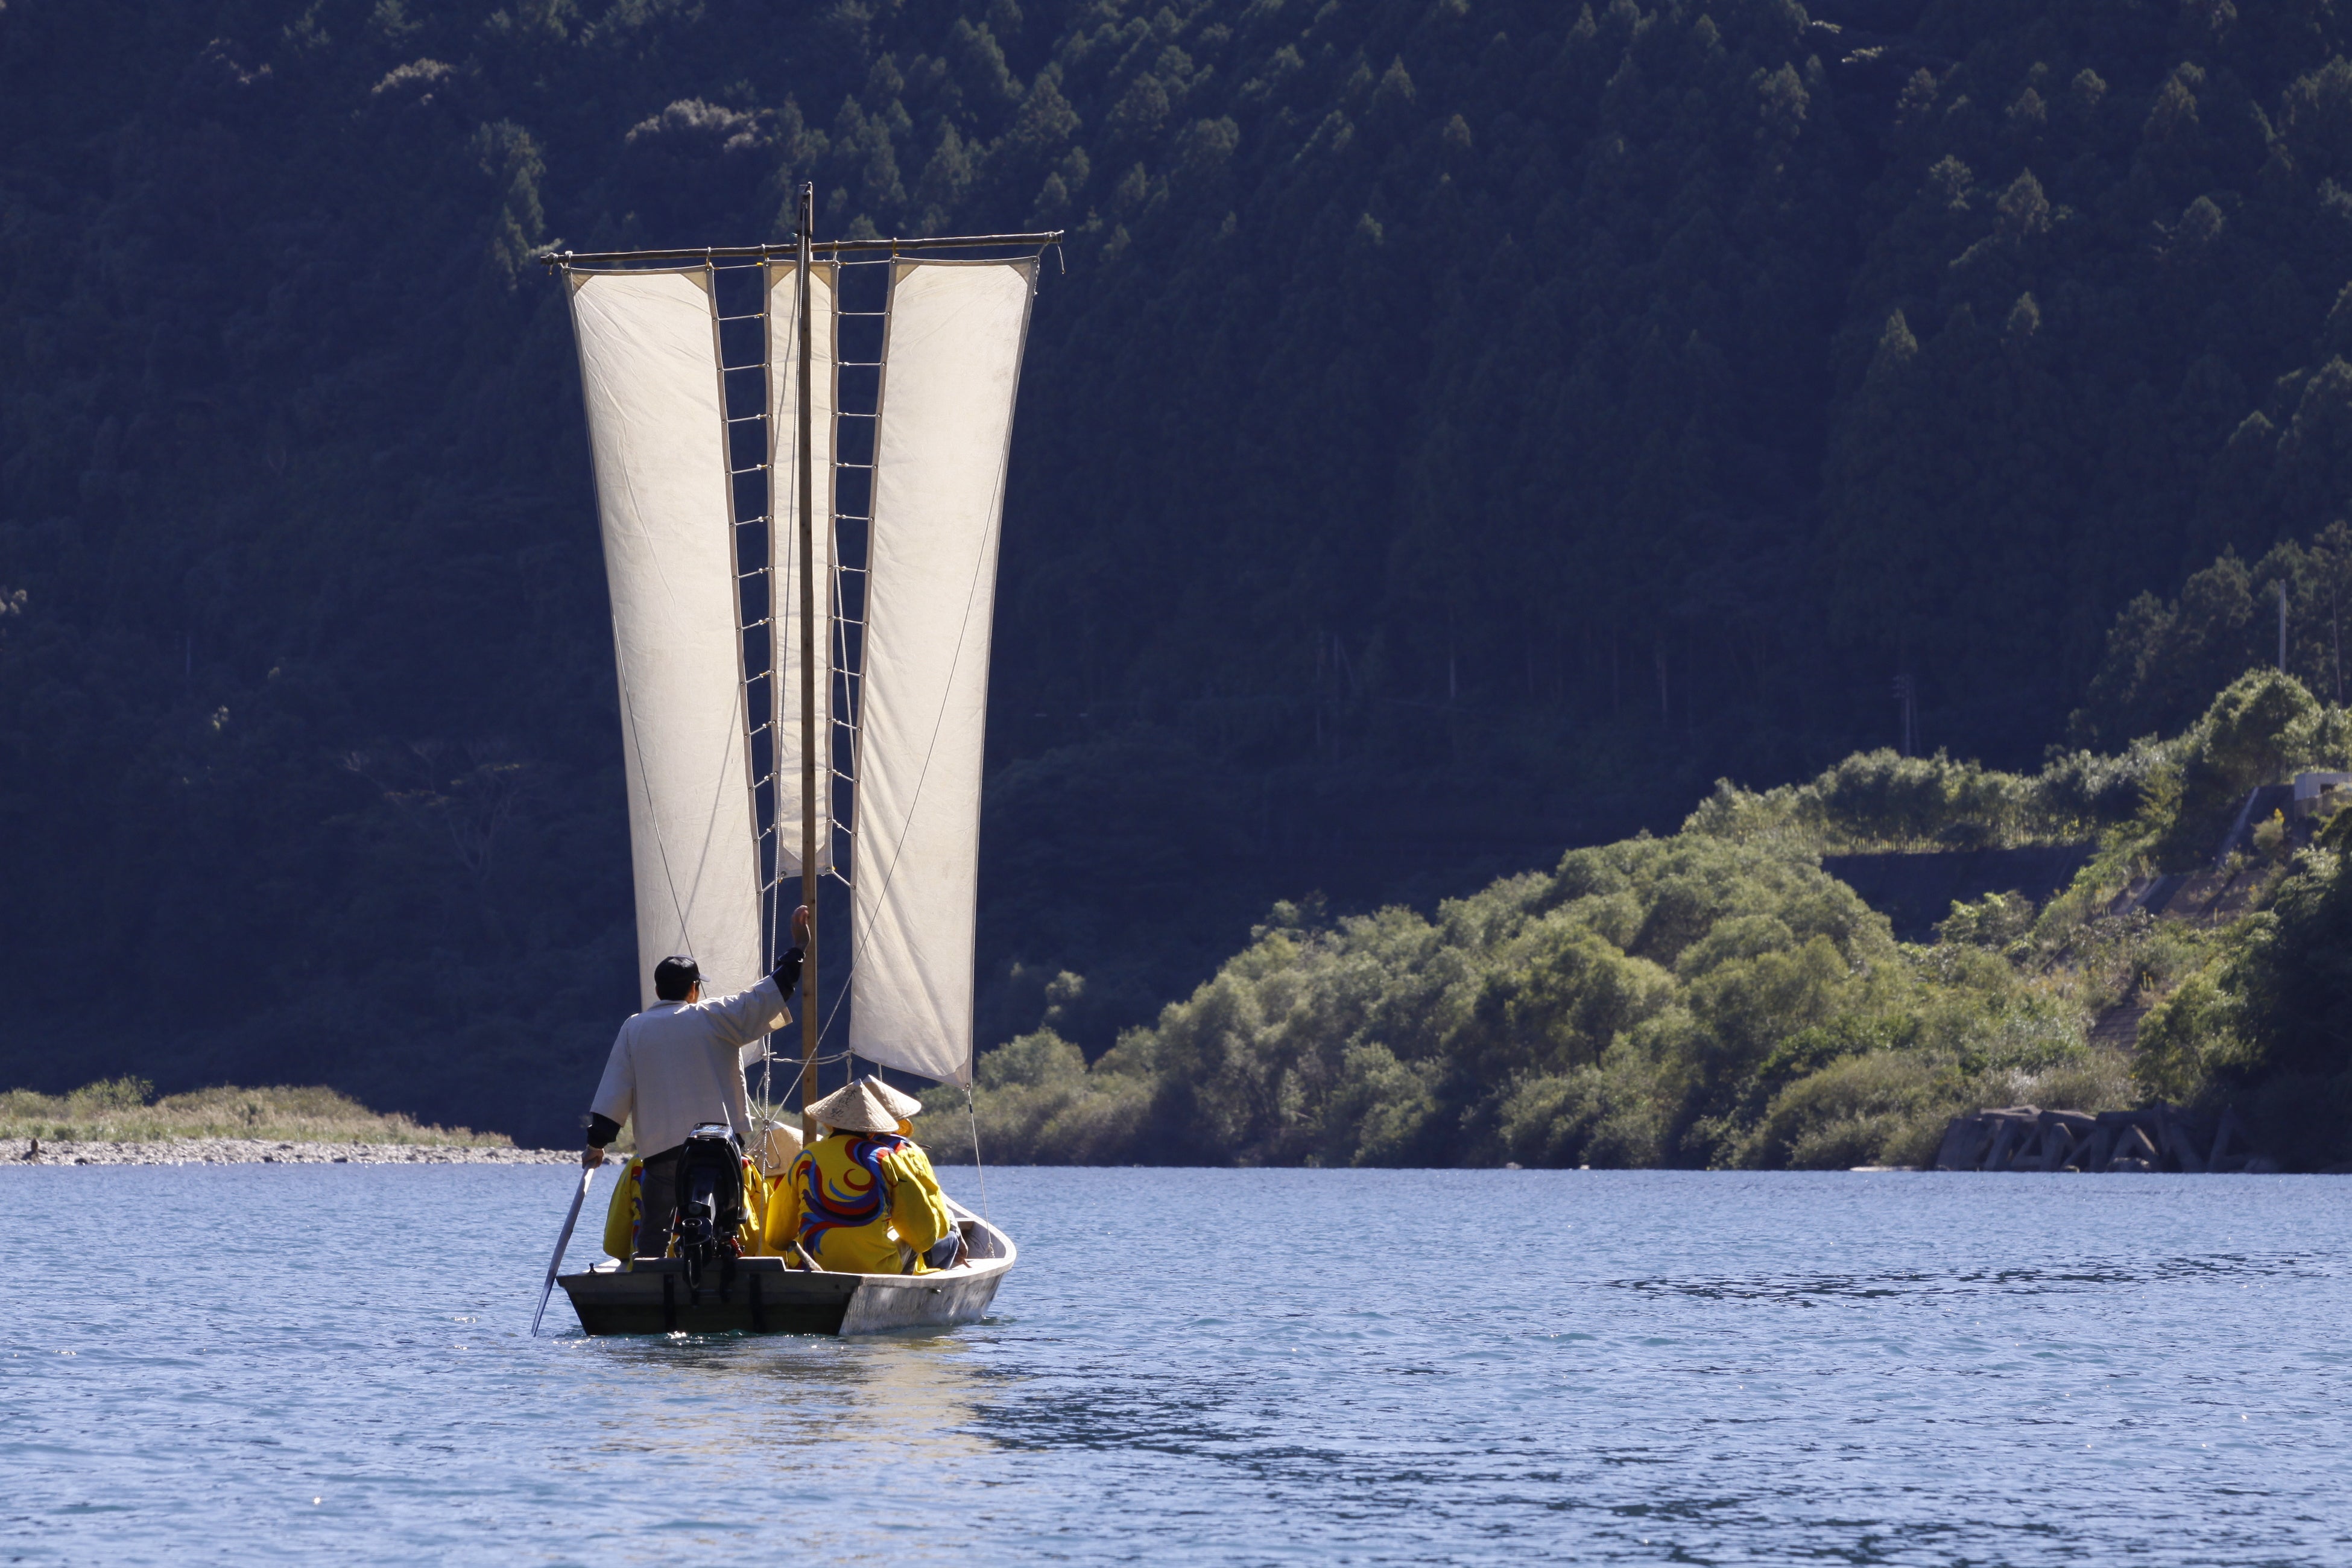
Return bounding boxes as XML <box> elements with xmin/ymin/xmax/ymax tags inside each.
<box><xmin>567</xmin><ymin>268</ymin><xmax>764</xmax><ymax>1008</ymax></box>
<box><xmin>765</xmin><ymin>260</ymin><xmax>837</xmax><ymax>877</ymax></box>
<box><xmin>847</xmin><ymin>259</ymin><xmax>1038</xmax><ymax>1086</ymax></box>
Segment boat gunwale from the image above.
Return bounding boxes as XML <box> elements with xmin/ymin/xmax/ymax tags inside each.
<box><xmin>555</xmin><ymin>1196</ymin><xmax>1015</xmax><ymax>1294</ymax></box>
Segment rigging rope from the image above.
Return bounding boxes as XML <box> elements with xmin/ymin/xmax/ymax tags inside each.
<box><xmin>763</xmin><ymin>254</ymin><xmax>1031</xmax><ymax>1102</ymax></box>
<box><xmin>814</xmin><ymin>318</ymin><xmax>1013</xmax><ymax>1065</ymax></box>
<box><xmin>966</xmin><ymin>1083</ymin><xmax>991</xmax><ymax>1222</ymax></box>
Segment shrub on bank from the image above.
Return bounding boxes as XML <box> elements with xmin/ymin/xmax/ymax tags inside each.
<box><xmin>950</xmin><ymin>669</ymin><xmax>2352</xmax><ymax>1170</ymax></box>
<box><xmin>956</xmin><ymin>835</ymin><xmax>2112</xmax><ymax>1169</ymax></box>
<box><xmin>0</xmin><ymin>1080</ymin><xmax>510</xmax><ymax>1146</ymax></box>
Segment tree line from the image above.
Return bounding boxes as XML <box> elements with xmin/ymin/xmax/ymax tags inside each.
<box><xmin>14</xmin><ymin>0</ymin><xmax>2352</xmax><ymax>1140</ymax></box>
<box><xmin>937</xmin><ymin>651</ymin><xmax>2352</xmax><ymax>1169</ymax></box>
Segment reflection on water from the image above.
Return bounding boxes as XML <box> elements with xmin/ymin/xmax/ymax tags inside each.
<box><xmin>554</xmin><ymin>1332</ymin><xmax>1005</xmax><ymax>1560</ymax></box>
<box><xmin>583</xmin><ymin>1330</ymin><xmax>998</xmax><ymax>1468</ymax></box>
<box><xmin>3</xmin><ymin>1165</ymin><xmax>2350</xmax><ymax>1566</ymax></box>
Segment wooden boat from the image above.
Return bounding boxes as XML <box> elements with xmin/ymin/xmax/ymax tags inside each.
<box><xmin>556</xmin><ymin>1200</ymin><xmax>1014</xmax><ymax>1336</ymax></box>
<box><xmin>539</xmin><ymin>193</ymin><xmax>1057</xmax><ymax>1337</ymax></box>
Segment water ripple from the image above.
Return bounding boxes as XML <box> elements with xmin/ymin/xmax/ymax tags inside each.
<box><xmin>1610</xmin><ymin>1250</ymin><xmax>2327</xmax><ymax>1302</ymax></box>
<box><xmin>2</xmin><ymin>1166</ymin><xmax>2348</xmax><ymax>1564</ymax></box>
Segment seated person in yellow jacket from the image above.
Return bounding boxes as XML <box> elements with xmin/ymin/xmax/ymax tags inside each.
<box><xmin>602</xmin><ymin>1143</ymin><xmax>771</xmax><ymax>1263</ymax></box>
<box><xmin>764</xmin><ymin>1077</ymin><xmax>961</xmax><ymax>1273</ymax></box>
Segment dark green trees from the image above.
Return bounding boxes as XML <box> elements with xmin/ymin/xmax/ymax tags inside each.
<box><xmin>21</xmin><ymin>0</ymin><xmax>2352</xmax><ymax>1138</ymax></box>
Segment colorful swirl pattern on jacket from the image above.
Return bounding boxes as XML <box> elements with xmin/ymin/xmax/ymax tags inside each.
<box><xmin>790</xmin><ymin>1133</ymin><xmax>908</xmax><ymax>1261</ymax></box>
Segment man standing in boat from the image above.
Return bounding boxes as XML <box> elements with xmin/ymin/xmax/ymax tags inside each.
<box><xmin>582</xmin><ymin>905</ymin><xmax>811</xmax><ymax>1259</ymax></box>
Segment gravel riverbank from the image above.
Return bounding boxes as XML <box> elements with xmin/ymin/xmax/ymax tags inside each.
<box><xmin>2</xmin><ymin>1138</ymin><xmax>572</xmax><ymax>1166</ymax></box>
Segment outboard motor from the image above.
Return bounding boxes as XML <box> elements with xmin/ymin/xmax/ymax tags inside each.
<box><xmin>669</xmin><ymin>1122</ymin><xmax>746</xmax><ymax>1297</ymax></box>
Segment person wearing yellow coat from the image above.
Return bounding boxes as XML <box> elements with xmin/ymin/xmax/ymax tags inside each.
<box><xmin>765</xmin><ymin>1078</ymin><xmax>961</xmax><ymax>1274</ymax></box>
<box><xmin>601</xmin><ymin>1148</ymin><xmax>774</xmax><ymax>1263</ymax></box>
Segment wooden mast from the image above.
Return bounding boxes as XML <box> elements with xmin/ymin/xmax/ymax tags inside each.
<box><xmin>795</xmin><ymin>182</ymin><xmax>820</xmax><ymax>1122</ymax></box>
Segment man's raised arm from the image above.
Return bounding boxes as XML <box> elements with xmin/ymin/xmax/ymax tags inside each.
<box><xmin>709</xmin><ymin>905</ymin><xmax>813</xmax><ymax>1045</ymax></box>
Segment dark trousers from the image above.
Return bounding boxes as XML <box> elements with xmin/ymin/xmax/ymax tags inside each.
<box><xmin>633</xmin><ymin>1148</ymin><xmax>681</xmax><ymax>1261</ymax></box>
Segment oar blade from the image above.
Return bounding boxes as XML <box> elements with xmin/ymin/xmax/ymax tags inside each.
<box><xmin>531</xmin><ymin>1166</ymin><xmax>597</xmax><ymax>1337</ymax></box>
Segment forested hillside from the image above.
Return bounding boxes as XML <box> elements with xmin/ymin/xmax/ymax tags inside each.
<box><xmin>11</xmin><ymin>0</ymin><xmax>2352</xmax><ymax>1142</ymax></box>
<box><xmin>941</xmin><ymin>665</ymin><xmax>2352</xmax><ymax>1171</ymax></box>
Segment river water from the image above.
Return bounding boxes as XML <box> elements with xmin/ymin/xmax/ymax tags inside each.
<box><xmin>4</xmin><ymin>1166</ymin><xmax>2347</xmax><ymax>1564</ymax></box>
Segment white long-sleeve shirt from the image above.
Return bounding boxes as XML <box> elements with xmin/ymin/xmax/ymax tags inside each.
<box><xmin>589</xmin><ymin>977</ymin><xmax>789</xmax><ymax>1156</ymax></box>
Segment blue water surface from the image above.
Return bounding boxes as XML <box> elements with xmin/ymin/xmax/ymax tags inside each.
<box><xmin>2</xmin><ymin>1166</ymin><xmax>2345</xmax><ymax>1565</ymax></box>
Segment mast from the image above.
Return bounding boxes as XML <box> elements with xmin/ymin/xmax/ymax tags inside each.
<box><xmin>796</xmin><ymin>182</ymin><xmax>821</xmax><ymax>1122</ymax></box>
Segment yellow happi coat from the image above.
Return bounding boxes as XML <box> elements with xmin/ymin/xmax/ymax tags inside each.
<box><xmin>763</xmin><ymin>1130</ymin><xmax>953</xmax><ymax>1274</ymax></box>
<box><xmin>601</xmin><ymin>1155</ymin><xmax>773</xmax><ymax>1261</ymax></box>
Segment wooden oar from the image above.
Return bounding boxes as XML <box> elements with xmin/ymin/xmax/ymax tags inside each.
<box><xmin>531</xmin><ymin>1165</ymin><xmax>598</xmax><ymax>1337</ymax></box>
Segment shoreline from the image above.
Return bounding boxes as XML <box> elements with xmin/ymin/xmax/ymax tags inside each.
<box><xmin>2</xmin><ymin>1137</ymin><xmax>572</xmax><ymax>1166</ymax></box>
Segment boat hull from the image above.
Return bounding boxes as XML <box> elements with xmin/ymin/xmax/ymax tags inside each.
<box><xmin>554</xmin><ymin>1204</ymin><xmax>1013</xmax><ymax>1336</ymax></box>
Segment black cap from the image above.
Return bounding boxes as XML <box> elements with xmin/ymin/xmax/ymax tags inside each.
<box><xmin>654</xmin><ymin>955</ymin><xmax>701</xmax><ymax>1002</ymax></box>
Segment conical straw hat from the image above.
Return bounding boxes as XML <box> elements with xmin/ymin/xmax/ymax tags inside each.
<box><xmin>806</xmin><ymin>1078</ymin><xmax>901</xmax><ymax>1134</ymax></box>
<box><xmin>862</xmin><ymin>1075</ymin><xmax>923</xmax><ymax>1119</ymax></box>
